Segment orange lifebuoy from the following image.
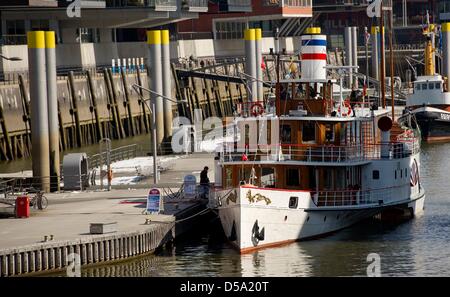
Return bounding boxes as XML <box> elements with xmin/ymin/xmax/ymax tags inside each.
<box><xmin>251</xmin><ymin>103</ymin><xmax>264</xmax><ymax>117</ymax></box>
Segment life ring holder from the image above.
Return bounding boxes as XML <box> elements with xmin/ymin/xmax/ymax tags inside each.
<box><xmin>251</xmin><ymin>103</ymin><xmax>264</xmax><ymax>117</ymax></box>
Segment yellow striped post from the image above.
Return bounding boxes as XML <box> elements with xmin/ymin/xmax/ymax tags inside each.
<box><xmin>28</xmin><ymin>31</ymin><xmax>50</xmax><ymax>192</ymax></box>
<box><xmin>244</xmin><ymin>29</ymin><xmax>257</xmax><ymax>101</ymax></box>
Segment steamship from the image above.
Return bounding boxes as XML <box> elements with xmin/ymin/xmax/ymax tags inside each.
<box><xmin>209</xmin><ymin>28</ymin><xmax>426</xmax><ymax>253</ymax></box>
<box><xmin>399</xmin><ymin>21</ymin><xmax>450</xmax><ymax>142</ymax></box>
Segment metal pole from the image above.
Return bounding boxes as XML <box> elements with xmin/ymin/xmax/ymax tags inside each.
<box><xmin>45</xmin><ymin>31</ymin><xmax>60</xmax><ymax>192</ymax></box>
<box><xmin>352</xmin><ymin>27</ymin><xmax>358</xmax><ymax>89</ymax></box>
<box><xmin>344</xmin><ymin>27</ymin><xmax>353</xmax><ymax>89</ymax></box>
<box><xmin>244</xmin><ymin>29</ymin><xmax>257</xmax><ymax>102</ymax></box>
<box><xmin>28</xmin><ymin>31</ymin><xmax>50</xmax><ymax>192</ymax></box>
<box><xmin>389</xmin><ymin>8</ymin><xmax>395</xmax><ymax>120</ymax></box>
<box><xmin>443</xmin><ymin>23</ymin><xmax>450</xmax><ymax>90</ymax></box>
<box><xmin>380</xmin><ymin>0</ymin><xmax>386</xmax><ymax>109</ymax></box>
<box><xmin>371</xmin><ymin>26</ymin><xmax>379</xmax><ymax>81</ymax></box>
<box><xmin>255</xmin><ymin>28</ymin><xmax>264</xmax><ymax>101</ymax></box>
<box><xmin>147</xmin><ymin>30</ymin><xmax>164</xmax><ymax>149</ymax></box>
<box><xmin>151</xmin><ymin>99</ymin><xmax>158</xmax><ymax>185</ymax></box>
<box><xmin>161</xmin><ymin>30</ymin><xmax>173</xmax><ymax>142</ymax></box>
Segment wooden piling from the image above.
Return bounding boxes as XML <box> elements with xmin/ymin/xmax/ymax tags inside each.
<box><xmin>87</xmin><ymin>70</ymin><xmax>103</xmax><ymax>141</ymax></box>
<box><xmin>68</xmin><ymin>71</ymin><xmax>83</xmax><ymax>147</ymax></box>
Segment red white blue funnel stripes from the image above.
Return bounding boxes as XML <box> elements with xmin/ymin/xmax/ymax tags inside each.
<box><xmin>301</xmin><ymin>34</ymin><xmax>327</xmax><ymax>80</ymax></box>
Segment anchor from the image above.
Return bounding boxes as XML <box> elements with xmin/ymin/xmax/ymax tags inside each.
<box><xmin>251</xmin><ymin>220</ymin><xmax>265</xmax><ymax>247</ymax></box>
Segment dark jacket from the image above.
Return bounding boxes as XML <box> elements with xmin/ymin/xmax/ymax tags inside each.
<box><xmin>200</xmin><ymin>169</ymin><xmax>210</xmax><ymax>185</ymax></box>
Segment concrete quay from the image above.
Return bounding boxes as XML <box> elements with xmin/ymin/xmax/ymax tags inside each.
<box><xmin>0</xmin><ymin>188</ymin><xmax>210</xmax><ymax>277</ymax></box>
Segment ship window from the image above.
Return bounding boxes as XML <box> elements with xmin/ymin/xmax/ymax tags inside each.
<box><xmin>405</xmin><ymin>168</ymin><xmax>408</xmax><ymax>177</ymax></box>
<box><xmin>289</xmin><ymin>197</ymin><xmax>299</xmax><ymax>209</ymax></box>
<box><xmin>400</xmin><ymin>170</ymin><xmax>403</xmax><ymax>178</ymax></box>
<box><xmin>415</xmin><ymin>84</ymin><xmax>421</xmax><ymax>91</ymax></box>
<box><xmin>302</xmin><ymin>121</ymin><xmax>316</xmax><ymax>143</ymax></box>
<box><xmin>422</xmin><ymin>83</ymin><xmax>428</xmax><ymax>90</ymax></box>
<box><xmin>286</xmin><ymin>168</ymin><xmax>300</xmax><ymax>187</ymax></box>
<box><xmin>281</xmin><ymin>125</ymin><xmax>292</xmax><ymax>144</ymax></box>
<box><xmin>395</xmin><ymin>170</ymin><xmax>397</xmax><ymax>179</ymax></box>
<box><xmin>373</xmin><ymin>170</ymin><xmax>380</xmax><ymax>180</ymax></box>
<box><xmin>429</xmin><ymin>83</ymin><xmax>435</xmax><ymax>90</ymax></box>
<box><xmin>261</xmin><ymin>167</ymin><xmax>276</xmax><ymax>188</ymax></box>
<box><xmin>225</xmin><ymin>167</ymin><xmax>233</xmax><ymax>188</ymax></box>
<box><xmin>436</xmin><ymin>82</ymin><xmax>441</xmax><ymax>90</ymax></box>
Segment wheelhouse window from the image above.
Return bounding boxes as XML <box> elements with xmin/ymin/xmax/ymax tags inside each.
<box><xmin>429</xmin><ymin>83</ymin><xmax>435</xmax><ymax>90</ymax></box>
<box><xmin>302</xmin><ymin>121</ymin><xmax>316</xmax><ymax>143</ymax></box>
<box><xmin>436</xmin><ymin>82</ymin><xmax>441</xmax><ymax>90</ymax></box>
<box><xmin>286</xmin><ymin>168</ymin><xmax>300</xmax><ymax>187</ymax></box>
<box><xmin>261</xmin><ymin>167</ymin><xmax>276</xmax><ymax>188</ymax></box>
<box><xmin>422</xmin><ymin>83</ymin><xmax>428</xmax><ymax>90</ymax></box>
<box><xmin>325</xmin><ymin>124</ymin><xmax>335</xmax><ymax>142</ymax></box>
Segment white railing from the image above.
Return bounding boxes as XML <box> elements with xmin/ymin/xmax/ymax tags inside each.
<box><xmin>222</xmin><ymin>140</ymin><xmax>420</xmax><ymax>164</ymax></box>
<box><xmin>314</xmin><ymin>184</ymin><xmax>412</xmax><ymax>207</ymax></box>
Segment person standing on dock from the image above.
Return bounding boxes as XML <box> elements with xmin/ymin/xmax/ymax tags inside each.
<box><xmin>199</xmin><ymin>167</ymin><xmax>210</xmax><ymax>199</ymax></box>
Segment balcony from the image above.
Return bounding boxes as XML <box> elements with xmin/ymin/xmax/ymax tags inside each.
<box><xmin>181</xmin><ymin>0</ymin><xmax>208</xmax><ymax>12</ymax></box>
<box><xmin>0</xmin><ymin>0</ymin><xmax>58</xmax><ymax>6</ymax></box>
<box><xmin>104</xmin><ymin>0</ymin><xmax>177</xmax><ymax>11</ymax></box>
<box><xmin>263</xmin><ymin>0</ymin><xmax>312</xmax><ymax>17</ymax></box>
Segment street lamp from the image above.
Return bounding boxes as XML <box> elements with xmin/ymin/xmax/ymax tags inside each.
<box><xmin>0</xmin><ymin>54</ymin><xmax>22</xmax><ymax>61</ymax></box>
<box><xmin>132</xmin><ymin>83</ymin><xmax>185</xmax><ymax>185</ymax></box>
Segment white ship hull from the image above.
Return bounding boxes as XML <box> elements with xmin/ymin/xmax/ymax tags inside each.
<box><xmin>214</xmin><ymin>185</ymin><xmax>425</xmax><ymax>253</ymax></box>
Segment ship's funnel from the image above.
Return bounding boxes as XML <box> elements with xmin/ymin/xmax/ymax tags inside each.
<box><xmin>378</xmin><ymin>116</ymin><xmax>392</xmax><ymax>158</ymax></box>
<box><xmin>301</xmin><ymin>27</ymin><xmax>327</xmax><ymax>80</ymax></box>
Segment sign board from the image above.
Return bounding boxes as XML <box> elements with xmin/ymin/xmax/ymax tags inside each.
<box><xmin>184</xmin><ymin>175</ymin><xmax>197</xmax><ymax>199</ymax></box>
<box><xmin>146</xmin><ymin>188</ymin><xmax>161</xmax><ymax>213</ymax></box>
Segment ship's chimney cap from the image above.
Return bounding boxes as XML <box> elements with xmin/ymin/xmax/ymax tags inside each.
<box><xmin>305</xmin><ymin>27</ymin><xmax>321</xmax><ymax>35</ymax></box>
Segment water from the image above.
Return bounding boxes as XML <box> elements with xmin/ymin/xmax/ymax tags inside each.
<box><xmin>61</xmin><ymin>142</ymin><xmax>450</xmax><ymax>277</ymax></box>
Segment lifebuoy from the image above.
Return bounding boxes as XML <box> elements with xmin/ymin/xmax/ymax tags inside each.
<box><xmin>338</xmin><ymin>100</ymin><xmax>352</xmax><ymax>117</ymax></box>
<box><xmin>251</xmin><ymin>103</ymin><xmax>264</xmax><ymax>117</ymax></box>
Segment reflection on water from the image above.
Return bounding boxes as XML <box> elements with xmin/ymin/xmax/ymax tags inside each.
<box><xmin>48</xmin><ymin>143</ymin><xmax>450</xmax><ymax>277</ymax></box>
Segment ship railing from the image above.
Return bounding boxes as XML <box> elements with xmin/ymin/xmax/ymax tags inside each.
<box><xmin>221</xmin><ymin>142</ymin><xmax>419</xmax><ymax>164</ymax></box>
<box><xmin>313</xmin><ymin>184</ymin><xmax>411</xmax><ymax>207</ymax></box>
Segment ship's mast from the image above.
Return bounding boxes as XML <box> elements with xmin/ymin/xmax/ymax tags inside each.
<box><xmin>389</xmin><ymin>1</ymin><xmax>395</xmax><ymax>120</ymax></box>
<box><xmin>424</xmin><ymin>10</ymin><xmax>436</xmax><ymax>76</ymax></box>
<box><xmin>380</xmin><ymin>0</ymin><xmax>386</xmax><ymax>109</ymax></box>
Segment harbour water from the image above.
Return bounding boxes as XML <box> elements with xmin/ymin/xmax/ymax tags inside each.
<box><xmin>42</xmin><ymin>142</ymin><xmax>450</xmax><ymax>277</ymax></box>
